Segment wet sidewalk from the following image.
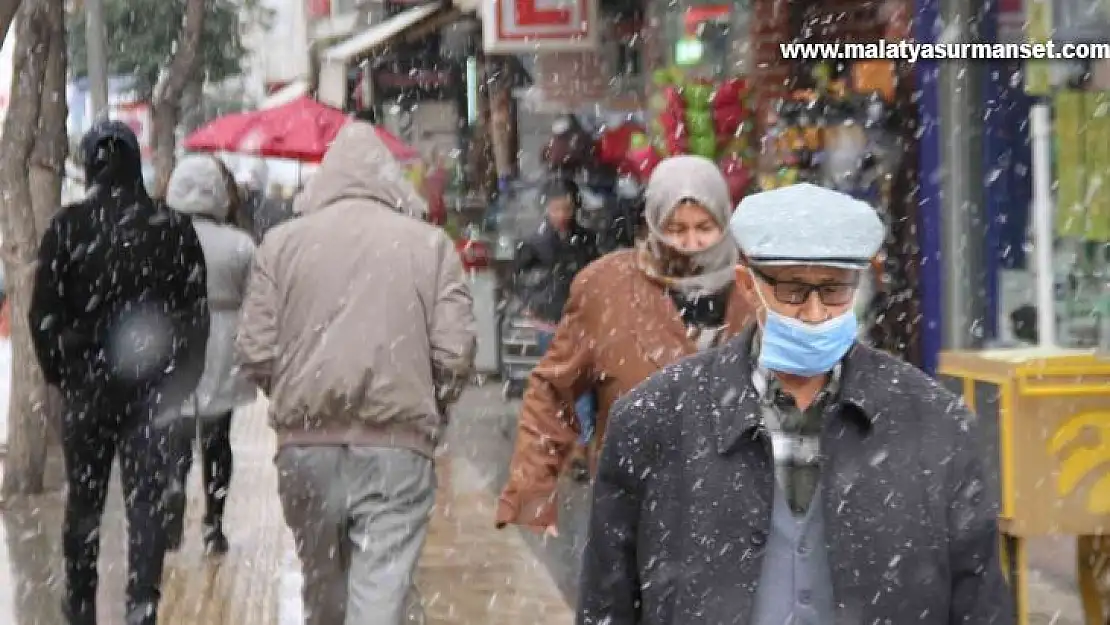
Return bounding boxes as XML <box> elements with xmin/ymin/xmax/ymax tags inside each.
<box><xmin>0</xmin><ymin>395</ymin><xmax>573</xmax><ymax>625</ymax></box>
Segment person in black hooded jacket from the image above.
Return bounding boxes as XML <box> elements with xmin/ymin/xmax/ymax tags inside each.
<box><xmin>512</xmin><ymin>177</ymin><xmax>599</xmax><ymax>481</ymax></box>
<box><xmin>28</xmin><ymin>120</ymin><xmax>209</xmax><ymax>625</ymax></box>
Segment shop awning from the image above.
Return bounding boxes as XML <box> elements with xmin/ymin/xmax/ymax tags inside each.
<box><xmin>318</xmin><ymin>3</ymin><xmax>459</xmax><ymax>109</ymax></box>
<box><xmin>322</xmin><ymin>4</ymin><xmax>444</xmax><ymax>64</ymax></box>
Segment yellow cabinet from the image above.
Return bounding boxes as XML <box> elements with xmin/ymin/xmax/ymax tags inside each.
<box><xmin>940</xmin><ymin>348</ymin><xmax>1110</xmax><ymax>624</ymax></box>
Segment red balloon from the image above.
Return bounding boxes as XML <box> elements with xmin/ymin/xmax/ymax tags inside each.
<box><xmin>719</xmin><ymin>155</ymin><xmax>753</xmax><ymax>206</ymax></box>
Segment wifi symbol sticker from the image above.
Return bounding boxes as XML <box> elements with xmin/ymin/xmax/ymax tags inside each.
<box><xmin>1049</xmin><ymin>411</ymin><xmax>1110</xmax><ymax>515</ymax></box>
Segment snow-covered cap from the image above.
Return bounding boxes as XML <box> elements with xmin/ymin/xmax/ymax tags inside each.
<box><xmin>166</xmin><ymin>155</ymin><xmax>230</xmax><ymax>222</ymax></box>
<box><xmin>729</xmin><ymin>183</ymin><xmax>884</xmax><ymax>269</ymax></box>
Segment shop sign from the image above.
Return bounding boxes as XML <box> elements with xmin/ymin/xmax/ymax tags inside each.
<box><xmin>482</xmin><ymin>0</ymin><xmax>599</xmax><ymax>53</ymax></box>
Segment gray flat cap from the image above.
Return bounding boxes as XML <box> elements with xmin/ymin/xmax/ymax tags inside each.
<box><xmin>729</xmin><ymin>183</ymin><xmax>884</xmax><ymax>269</ymax></box>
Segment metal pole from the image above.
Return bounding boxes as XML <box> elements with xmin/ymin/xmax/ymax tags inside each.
<box><xmin>85</xmin><ymin>0</ymin><xmax>109</xmax><ymax>120</ymax></box>
<box><xmin>1030</xmin><ymin>102</ymin><xmax>1056</xmax><ymax>347</ymax></box>
<box><xmin>939</xmin><ymin>0</ymin><xmax>988</xmax><ymax>349</ymax></box>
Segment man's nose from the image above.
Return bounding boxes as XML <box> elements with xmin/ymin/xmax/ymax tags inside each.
<box><xmin>797</xmin><ymin>291</ymin><xmax>829</xmax><ymax>323</ymax></box>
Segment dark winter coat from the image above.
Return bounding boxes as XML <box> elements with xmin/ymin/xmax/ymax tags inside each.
<box><xmin>513</xmin><ymin>220</ymin><xmax>599</xmax><ymax>324</ymax></box>
<box><xmin>578</xmin><ymin>325</ymin><xmax>1013</xmax><ymax>625</ymax></box>
<box><xmin>29</xmin><ymin>120</ymin><xmax>210</xmax><ymax>411</ymax></box>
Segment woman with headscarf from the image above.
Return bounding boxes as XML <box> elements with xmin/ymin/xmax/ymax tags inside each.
<box><xmin>496</xmin><ymin>155</ymin><xmax>753</xmax><ymax>533</ymax></box>
<box><xmin>164</xmin><ymin>155</ymin><xmax>258</xmax><ymax>554</ymax></box>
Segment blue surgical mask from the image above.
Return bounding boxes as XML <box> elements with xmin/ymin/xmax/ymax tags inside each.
<box><xmin>753</xmin><ymin>282</ymin><xmax>858</xmax><ymax>377</ymax></box>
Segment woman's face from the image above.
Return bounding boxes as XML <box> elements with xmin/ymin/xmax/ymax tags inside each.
<box><xmin>661</xmin><ymin>201</ymin><xmax>723</xmax><ymax>251</ymax></box>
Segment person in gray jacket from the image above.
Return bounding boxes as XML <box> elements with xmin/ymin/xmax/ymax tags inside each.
<box><xmin>237</xmin><ymin>121</ymin><xmax>474</xmax><ymax>625</ymax></box>
<box><xmin>165</xmin><ymin>155</ymin><xmax>258</xmax><ymax>555</ymax></box>
<box><xmin>577</xmin><ymin>183</ymin><xmax>1013</xmax><ymax>624</ymax></box>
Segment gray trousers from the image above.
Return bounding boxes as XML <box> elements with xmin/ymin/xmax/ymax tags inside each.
<box><xmin>276</xmin><ymin>446</ymin><xmax>436</xmax><ymax>625</ymax></box>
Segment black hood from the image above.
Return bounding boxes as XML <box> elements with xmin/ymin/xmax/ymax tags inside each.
<box><xmin>79</xmin><ymin>120</ymin><xmax>146</xmax><ymax>193</ymax></box>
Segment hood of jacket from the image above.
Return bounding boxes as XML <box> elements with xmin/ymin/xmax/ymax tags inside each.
<box><xmin>79</xmin><ymin>120</ymin><xmax>147</xmax><ymax>195</ymax></box>
<box><xmin>166</xmin><ymin>154</ymin><xmax>231</xmax><ymax>221</ymax></box>
<box><xmin>292</xmin><ymin>121</ymin><xmax>428</xmax><ymax>220</ymax></box>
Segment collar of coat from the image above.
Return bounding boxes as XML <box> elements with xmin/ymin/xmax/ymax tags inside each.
<box><xmin>711</xmin><ymin>325</ymin><xmax>882</xmax><ymax>456</ymax></box>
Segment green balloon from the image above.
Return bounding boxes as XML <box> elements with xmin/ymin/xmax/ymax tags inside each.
<box><xmin>688</xmin><ymin>134</ymin><xmax>717</xmax><ymax>159</ymax></box>
<box><xmin>683</xmin><ymin>83</ymin><xmax>714</xmax><ymax>110</ymax></box>
<box><xmin>686</xmin><ymin>110</ymin><xmax>714</xmax><ymax>135</ymax></box>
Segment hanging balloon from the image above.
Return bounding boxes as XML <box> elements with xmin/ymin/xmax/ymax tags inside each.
<box><xmin>711</xmin><ymin>77</ymin><xmax>748</xmax><ymax>110</ymax></box>
<box><xmin>719</xmin><ymin>153</ymin><xmax>754</xmax><ymax>207</ymax></box>
<box><xmin>625</xmin><ymin>143</ymin><xmax>662</xmax><ymax>183</ymax></box>
<box><xmin>596</xmin><ymin>122</ymin><xmax>646</xmax><ymax>168</ymax></box>
<box><xmin>683</xmin><ymin>79</ymin><xmax>714</xmax><ymax>111</ymax></box>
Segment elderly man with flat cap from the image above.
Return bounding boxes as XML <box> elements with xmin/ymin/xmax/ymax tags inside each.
<box><xmin>576</xmin><ymin>183</ymin><xmax>1013</xmax><ymax>625</ymax></box>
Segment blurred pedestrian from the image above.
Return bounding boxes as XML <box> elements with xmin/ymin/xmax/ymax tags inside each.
<box><xmin>496</xmin><ymin>156</ymin><xmax>753</xmax><ymax>533</ymax></box>
<box><xmin>235</xmin><ymin>160</ymin><xmax>292</xmax><ymax>243</ymax></box>
<box><xmin>236</xmin><ymin>119</ymin><xmax>476</xmax><ymax>625</ymax></box>
<box><xmin>512</xmin><ymin>176</ymin><xmax>600</xmax><ymax>481</ymax></box>
<box><xmin>164</xmin><ymin>155</ymin><xmax>258</xmax><ymax>555</ymax></box>
<box><xmin>577</xmin><ymin>183</ymin><xmax>1012</xmax><ymax>624</ymax></box>
<box><xmin>29</xmin><ymin>120</ymin><xmax>209</xmax><ymax>625</ymax></box>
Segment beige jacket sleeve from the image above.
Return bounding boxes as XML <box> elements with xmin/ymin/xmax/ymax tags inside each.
<box><xmin>429</xmin><ymin>232</ymin><xmax>477</xmax><ymax>406</ymax></box>
<box><xmin>236</xmin><ymin>244</ymin><xmax>279</xmax><ymax>395</ymax></box>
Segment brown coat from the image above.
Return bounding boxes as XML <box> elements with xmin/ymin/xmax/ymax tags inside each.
<box><xmin>495</xmin><ymin>249</ymin><xmax>752</xmax><ymax>529</ymax></box>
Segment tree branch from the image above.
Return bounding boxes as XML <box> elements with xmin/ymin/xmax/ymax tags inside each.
<box><xmin>0</xmin><ymin>0</ymin><xmax>48</xmax><ymax>247</ymax></box>
<box><xmin>152</xmin><ymin>0</ymin><xmax>206</xmax><ymax>107</ymax></box>
<box><xmin>0</xmin><ymin>0</ymin><xmax>21</xmax><ymax>49</ymax></box>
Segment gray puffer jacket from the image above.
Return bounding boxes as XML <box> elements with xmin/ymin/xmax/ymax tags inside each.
<box><xmin>166</xmin><ymin>155</ymin><xmax>258</xmax><ymax>417</ymax></box>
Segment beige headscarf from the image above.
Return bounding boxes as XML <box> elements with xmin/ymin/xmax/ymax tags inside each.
<box><xmin>639</xmin><ymin>155</ymin><xmax>739</xmax><ymax>296</ymax></box>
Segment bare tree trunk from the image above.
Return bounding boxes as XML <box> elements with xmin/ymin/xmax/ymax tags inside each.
<box><xmin>466</xmin><ymin>52</ymin><xmax>497</xmax><ymax>203</ymax></box>
<box><xmin>180</xmin><ymin>74</ymin><xmax>205</xmax><ymax>135</ymax></box>
<box><xmin>0</xmin><ymin>0</ymin><xmax>66</xmax><ymax>498</ymax></box>
<box><xmin>488</xmin><ymin>58</ymin><xmax>518</xmax><ymax>182</ymax></box>
<box><xmin>150</xmin><ymin>0</ymin><xmax>206</xmax><ymax>198</ymax></box>
<box><xmin>0</xmin><ymin>0</ymin><xmax>19</xmax><ymax>48</ymax></box>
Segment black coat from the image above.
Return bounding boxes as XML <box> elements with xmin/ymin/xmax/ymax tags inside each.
<box><xmin>29</xmin><ymin>121</ymin><xmax>210</xmax><ymax>411</ymax></box>
<box><xmin>513</xmin><ymin>220</ymin><xmax>599</xmax><ymax>324</ymax></box>
<box><xmin>578</xmin><ymin>326</ymin><xmax>1013</xmax><ymax>625</ymax></box>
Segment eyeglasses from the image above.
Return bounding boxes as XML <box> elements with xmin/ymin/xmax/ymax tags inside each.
<box><xmin>750</xmin><ymin>266</ymin><xmax>859</xmax><ymax>306</ymax></box>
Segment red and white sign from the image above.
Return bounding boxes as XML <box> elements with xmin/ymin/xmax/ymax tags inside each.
<box><xmin>483</xmin><ymin>0</ymin><xmax>599</xmax><ymax>53</ymax></box>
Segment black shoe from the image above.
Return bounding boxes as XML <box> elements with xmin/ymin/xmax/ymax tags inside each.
<box><xmin>203</xmin><ymin>525</ymin><xmax>229</xmax><ymax>555</ymax></box>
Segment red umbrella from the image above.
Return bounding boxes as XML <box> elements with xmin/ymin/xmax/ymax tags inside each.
<box><xmin>183</xmin><ymin>96</ymin><xmax>420</xmax><ymax>163</ymax></box>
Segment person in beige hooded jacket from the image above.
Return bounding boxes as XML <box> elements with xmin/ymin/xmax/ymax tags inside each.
<box><xmin>236</xmin><ymin>120</ymin><xmax>476</xmax><ymax>625</ymax></box>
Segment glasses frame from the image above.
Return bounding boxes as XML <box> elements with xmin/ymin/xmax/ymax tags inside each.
<box><xmin>749</xmin><ymin>266</ymin><xmax>860</xmax><ymax>306</ymax></box>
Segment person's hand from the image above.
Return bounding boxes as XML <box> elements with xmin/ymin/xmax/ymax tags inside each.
<box><xmin>526</xmin><ymin>524</ymin><xmax>558</xmax><ymax>538</ymax></box>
